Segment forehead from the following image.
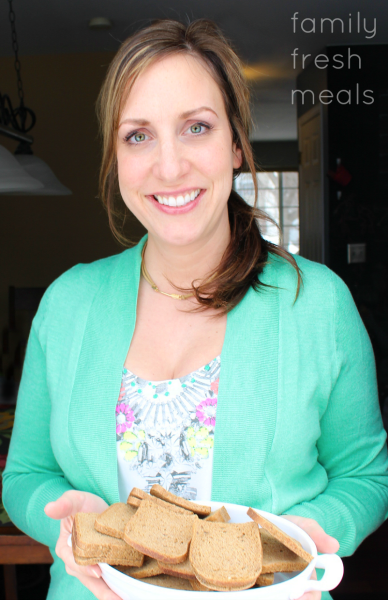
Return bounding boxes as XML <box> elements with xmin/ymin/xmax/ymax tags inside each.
<box><xmin>121</xmin><ymin>53</ymin><xmax>225</xmax><ymax>118</ymax></box>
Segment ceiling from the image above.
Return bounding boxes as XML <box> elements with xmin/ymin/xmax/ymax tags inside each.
<box><xmin>1</xmin><ymin>0</ymin><xmax>387</xmax><ymax>141</ymax></box>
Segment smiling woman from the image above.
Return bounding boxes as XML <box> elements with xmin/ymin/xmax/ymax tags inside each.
<box><xmin>2</xmin><ymin>18</ymin><xmax>388</xmax><ymax>600</ymax></box>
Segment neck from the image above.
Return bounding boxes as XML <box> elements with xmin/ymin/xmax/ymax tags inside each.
<box><xmin>143</xmin><ymin>218</ymin><xmax>230</xmax><ymax>295</ymax></box>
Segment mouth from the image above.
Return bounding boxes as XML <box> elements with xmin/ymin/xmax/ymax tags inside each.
<box><xmin>152</xmin><ymin>188</ymin><xmax>201</xmax><ymax>207</ymax></box>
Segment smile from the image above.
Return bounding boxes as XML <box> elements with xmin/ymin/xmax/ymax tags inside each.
<box><xmin>153</xmin><ymin>188</ymin><xmax>201</xmax><ymax>207</ymax></box>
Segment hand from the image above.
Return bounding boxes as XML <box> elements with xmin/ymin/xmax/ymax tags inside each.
<box><xmin>44</xmin><ymin>490</ymin><xmax>122</xmax><ymax>600</ymax></box>
<box><xmin>282</xmin><ymin>515</ymin><xmax>340</xmax><ymax>600</ymax></box>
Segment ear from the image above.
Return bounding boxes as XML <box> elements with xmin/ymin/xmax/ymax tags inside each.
<box><xmin>232</xmin><ymin>144</ymin><xmax>243</xmax><ymax>169</ymax></box>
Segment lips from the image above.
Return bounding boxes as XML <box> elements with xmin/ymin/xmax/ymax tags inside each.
<box><xmin>153</xmin><ymin>188</ymin><xmax>201</xmax><ymax>207</ymax></box>
<box><xmin>149</xmin><ymin>188</ymin><xmax>205</xmax><ymax>215</ymax></box>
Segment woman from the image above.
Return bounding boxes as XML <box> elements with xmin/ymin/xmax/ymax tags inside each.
<box><xmin>3</xmin><ymin>19</ymin><xmax>388</xmax><ymax>600</ymax></box>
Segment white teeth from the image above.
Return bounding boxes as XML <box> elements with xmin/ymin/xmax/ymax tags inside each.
<box><xmin>154</xmin><ymin>188</ymin><xmax>201</xmax><ymax>207</ymax></box>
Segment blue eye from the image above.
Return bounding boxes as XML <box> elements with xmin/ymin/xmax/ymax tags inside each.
<box><xmin>125</xmin><ymin>131</ymin><xmax>148</xmax><ymax>144</ymax></box>
<box><xmin>190</xmin><ymin>124</ymin><xmax>203</xmax><ymax>134</ymax></box>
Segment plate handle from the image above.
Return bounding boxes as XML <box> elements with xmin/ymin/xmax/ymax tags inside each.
<box><xmin>289</xmin><ymin>554</ymin><xmax>344</xmax><ymax>599</ymax></box>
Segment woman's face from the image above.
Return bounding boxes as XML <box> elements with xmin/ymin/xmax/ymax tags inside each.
<box><xmin>116</xmin><ymin>53</ymin><xmax>242</xmax><ymax>248</ymax></box>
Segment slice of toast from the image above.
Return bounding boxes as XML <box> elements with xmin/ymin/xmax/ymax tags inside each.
<box><xmin>115</xmin><ymin>556</ymin><xmax>163</xmax><ymax>579</ymax></box>
<box><xmin>190</xmin><ymin>577</ymin><xmax>256</xmax><ymax>592</ymax></box>
<box><xmin>190</xmin><ymin>520</ymin><xmax>262</xmax><ymax>591</ymax></box>
<box><xmin>94</xmin><ymin>503</ymin><xmax>137</xmax><ymax>539</ymax></box>
<box><xmin>127</xmin><ymin>496</ymin><xmax>142</xmax><ymax>508</ymax></box>
<box><xmin>138</xmin><ymin>575</ymin><xmax>193</xmax><ymax>589</ymax></box>
<box><xmin>247</xmin><ymin>508</ymin><xmax>313</xmax><ymax>564</ymax></box>
<box><xmin>123</xmin><ymin>500</ymin><xmax>198</xmax><ymax>564</ymax></box>
<box><xmin>150</xmin><ymin>484</ymin><xmax>211</xmax><ymax>516</ymax></box>
<box><xmin>129</xmin><ymin>487</ymin><xmax>150</xmax><ymax>500</ymax></box>
<box><xmin>204</xmin><ymin>506</ymin><xmax>230</xmax><ymax>523</ymax></box>
<box><xmin>72</xmin><ymin>512</ymin><xmax>143</xmax><ymax>566</ymax></box>
<box><xmin>127</xmin><ymin>492</ymin><xmax>193</xmax><ymax>515</ymax></box>
<box><xmin>72</xmin><ymin>531</ymin><xmax>143</xmax><ymax>567</ymax></box>
<box><xmin>260</xmin><ymin>530</ymin><xmax>309</xmax><ymax>573</ymax></box>
<box><xmin>158</xmin><ymin>556</ymin><xmax>196</xmax><ymax>580</ymax></box>
<box><xmin>256</xmin><ymin>572</ymin><xmax>275</xmax><ymax>586</ymax></box>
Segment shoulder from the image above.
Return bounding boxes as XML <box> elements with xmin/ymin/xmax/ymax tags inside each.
<box><xmin>33</xmin><ymin>245</ymin><xmax>140</xmax><ymax>335</ymax></box>
<box><xmin>267</xmin><ymin>253</ymin><xmax>353</xmax><ymax>311</ymax></box>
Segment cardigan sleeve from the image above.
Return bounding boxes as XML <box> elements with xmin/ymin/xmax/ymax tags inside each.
<box><xmin>2</xmin><ymin>292</ymin><xmax>74</xmax><ymax>549</ymax></box>
<box><xmin>283</xmin><ymin>272</ymin><xmax>388</xmax><ymax>556</ymax></box>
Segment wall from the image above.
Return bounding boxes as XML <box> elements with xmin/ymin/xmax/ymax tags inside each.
<box><xmin>0</xmin><ymin>52</ymin><xmax>146</xmax><ymax>340</ymax></box>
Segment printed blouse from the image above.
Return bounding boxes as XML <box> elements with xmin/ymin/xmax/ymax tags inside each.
<box><xmin>116</xmin><ymin>356</ymin><xmax>220</xmax><ymax>502</ymax></box>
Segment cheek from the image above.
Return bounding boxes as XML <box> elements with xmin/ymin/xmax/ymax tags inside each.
<box><xmin>194</xmin><ymin>141</ymin><xmax>236</xmax><ymax>185</ymax></box>
<box><xmin>117</xmin><ymin>154</ymin><xmax>148</xmax><ymax>198</ymax></box>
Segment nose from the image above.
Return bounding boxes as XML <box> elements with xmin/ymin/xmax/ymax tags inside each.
<box><xmin>152</xmin><ymin>137</ymin><xmax>190</xmax><ymax>183</ymax></box>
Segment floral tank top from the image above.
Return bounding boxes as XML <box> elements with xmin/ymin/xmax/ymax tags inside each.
<box><xmin>116</xmin><ymin>356</ymin><xmax>220</xmax><ymax>503</ymax></box>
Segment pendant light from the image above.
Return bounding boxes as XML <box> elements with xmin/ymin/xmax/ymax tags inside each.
<box><xmin>0</xmin><ymin>0</ymin><xmax>72</xmax><ymax>195</ymax></box>
<box><xmin>0</xmin><ymin>144</ymin><xmax>43</xmax><ymax>193</ymax></box>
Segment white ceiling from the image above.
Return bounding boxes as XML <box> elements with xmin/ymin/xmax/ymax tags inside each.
<box><xmin>1</xmin><ymin>0</ymin><xmax>387</xmax><ymax>141</ymax></box>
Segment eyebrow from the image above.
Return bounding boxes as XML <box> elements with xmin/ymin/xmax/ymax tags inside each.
<box><xmin>119</xmin><ymin>106</ymin><xmax>218</xmax><ymax>128</ymax></box>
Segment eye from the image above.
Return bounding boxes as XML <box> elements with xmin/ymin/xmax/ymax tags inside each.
<box><xmin>124</xmin><ymin>131</ymin><xmax>148</xmax><ymax>144</ymax></box>
<box><xmin>187</xmin><ymin>122</ymin><xmax>211</xmax><ymax>135</ymax></box>
<box><xmin>190</xmin><ymin>124</ymin><xmax>203</xmax><ymax>134</ymax></box>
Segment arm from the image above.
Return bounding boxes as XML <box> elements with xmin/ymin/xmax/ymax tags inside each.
<box><xmin>2</xmin><ymin>304</ymin><xmax>74</xmax><ymax>548</ymax></box>
<box><xmin>284</xmin><ymin>272</ymin><xmax>388</xmax><ymax>556</ymax></box>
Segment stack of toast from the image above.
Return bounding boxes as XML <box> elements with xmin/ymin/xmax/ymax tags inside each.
<box><xmin>71</xmin><ymin>484</ymin><xmax>313</xmax><ymax>592</ymax></box>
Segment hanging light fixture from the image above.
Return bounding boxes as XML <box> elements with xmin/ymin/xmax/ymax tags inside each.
<box><xmin>0</xmin><ymin>0</ymin><xmax>71</xmax><ymax>195</ymax></box>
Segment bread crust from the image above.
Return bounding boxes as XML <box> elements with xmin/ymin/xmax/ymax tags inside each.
<box><xmin>247</xmin><ymin>508</ymin><xmax>313</xmax><ymax>564</ymax></box>
<box><xmin>150</xmin><ymin>484</ymin><xmax>211</xmax><ymax>516</ymax></box>
<box><xmin>190</xmin><ymin>520</ymin><xmax>262</xmax><ymax>591</ymax></box>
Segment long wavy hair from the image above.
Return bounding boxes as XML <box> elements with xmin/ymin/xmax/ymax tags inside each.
<box><xmin>97</xmin><ymin>19</ymin><xmax>301</xmax><ymax>313</ymax></box>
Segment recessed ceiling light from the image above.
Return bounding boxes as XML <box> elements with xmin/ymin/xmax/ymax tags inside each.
<box><xmin>89</xmin><ymin>17</ymin><xmax>113</xmax><ymax>30</ymax></box>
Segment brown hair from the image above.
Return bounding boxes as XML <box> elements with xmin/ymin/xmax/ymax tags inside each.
<box><xmin>97</xmin><ymin>18</ymin><xmax>302</xmax><ymax>313</ymax></box>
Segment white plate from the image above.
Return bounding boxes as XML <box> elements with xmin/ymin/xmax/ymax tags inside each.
<box><xmin>70</xmin><ymin>501</ymin><xmax>343</xmax><ymax>600</ymax></box>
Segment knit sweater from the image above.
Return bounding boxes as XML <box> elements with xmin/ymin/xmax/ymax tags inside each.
<box><xmin>3</xmin><ymin>235</ymin><xmax>388</xmax><ymax>600</ymax></box>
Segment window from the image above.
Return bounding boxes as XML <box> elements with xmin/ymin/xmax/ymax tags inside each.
<box><xmin>234</xmin><ymin>172</ymin><xmax>299</xmax><ymax>254</ymax></box>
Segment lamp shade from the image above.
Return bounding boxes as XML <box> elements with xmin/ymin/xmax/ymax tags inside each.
<box><xmin>13</xmin><ymin>154</ymin><xmax>72</xmax><ymax>195</ymax></box>
<box><xmin>0</xmin><ymin>145</ymin><xmax>44</xmax><ymax>193</ymax></box>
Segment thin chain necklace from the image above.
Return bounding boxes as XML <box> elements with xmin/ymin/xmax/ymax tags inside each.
<box><xmin>141</xmin><ymin>242</ymin><xmax>194</xmax><ymax>300</ymax></box>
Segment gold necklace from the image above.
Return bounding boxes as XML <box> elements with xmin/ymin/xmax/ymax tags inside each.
<box><xmin>141</xmin><ymin>242</ymin><xmax>194</xmax><ymax>300</ymax></box>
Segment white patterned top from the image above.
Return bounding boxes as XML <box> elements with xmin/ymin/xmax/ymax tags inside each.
<box><xmin>116</xmin><ymin>356</ymin><xmax>220</xmax><ymax>502</ymax></box>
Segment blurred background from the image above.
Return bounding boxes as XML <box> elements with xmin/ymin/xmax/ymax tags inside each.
<box><xmin>0</xmin><ymin>1</ymin><xmax>387</xmax><ymax>599</ymax></box>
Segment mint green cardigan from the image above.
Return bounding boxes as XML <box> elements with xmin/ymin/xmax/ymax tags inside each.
<box><xmin>3</xmin><ymin>236</ymin><xmax>388</xmax><ymax>600</ymax></box>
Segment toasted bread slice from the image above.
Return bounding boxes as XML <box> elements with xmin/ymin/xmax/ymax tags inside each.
<box><xmin>94</xmin><ymin>503</ymin><xmax>137</xmax><ymax>539</ymax></box>
<box><xmin>129</xmin><ymin>487</ymin><xmax>150</xmax><ymax>500</ymax></box>
<box><xmin>158</xmin><ymin>556</ymin><xmax>196</xmax><ymax>580</ymax></box>
<box><xmin>138</xmin><ymin>575</ymin><xmax>193</xmax><ymax>589</ymax></box>
<box><xmin>127</xmin><ymin>492</ymin><xmax>193</xmax><ymax>515</ymax></box>
<box><xmin>115</xmin><ymin>556</ymin><xmax>163</xmax><ymax>579</ymax></box>
<box><xmin>72</xmin><ymin>512</ymin><xmax>143</xmax><ymax>566</ymax></box>
<box><xmin>72</xmin><ymin>532</ymin><xmax>142</xmax><ymax>567</ymax></box>
<box><xmin>247</xmin><ymin>508</ymin><xmax>313</xmax><ymax>564</ymax></box>
<box><xmin>123</xmin><ymin>500</ymin><xmax>198</xmax><ymax>564</ymax></box>
<box><xmin>260</xmin><ymin>529</ymin><xmax>309</xmax><ymax>573</ymax></box>
<box><xmin>256</xmin><ymin>572</ymin><xmax>275</xmax><ymax>586</ymax></box>
<box><xmin>127</xmin><ymin>496</ymin><xmax>142</xmax><ymax>508</ymax></box>
<box><xmin>204</xmin><ymin>506</ymin><xmax>230</xmax><ymax>523</ymax></box>
<box><xmin>150</xmin><ymin>484</ymin><xmax>211</xmax><ymax>516</ymax></box>
<box><xmin>190</xmin><ymin>520</ymin><xmax>262</xmax><ymax>591</ymax></box>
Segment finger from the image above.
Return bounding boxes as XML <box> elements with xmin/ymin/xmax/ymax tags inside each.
<box><xmin>75</xmin><ymin>571</ymin><xmax>122</xmax><ymax>600</ymax></box>
<box><xmin>283</xmin><ymin>515</ymin><xmax>340</xmax><ymax>553</ymax></box>
<box><xmin>58</xmin><ymin>538</ymin><xmax>102</xmax><ymax>580</ymax></box>
<box><xmin>45</xmin><ymin>490</ymin><xmax>108</xmax><ymax>520</ymax></box>
<box><xmin>44</xmin><ymin>491</ymin><xmax>85</xmax><ymax>520</ymax></box>
<box><xmin>294</xmin><ymin>570</ymin><xmax>321</xmax><ymax>600</ymax></box>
